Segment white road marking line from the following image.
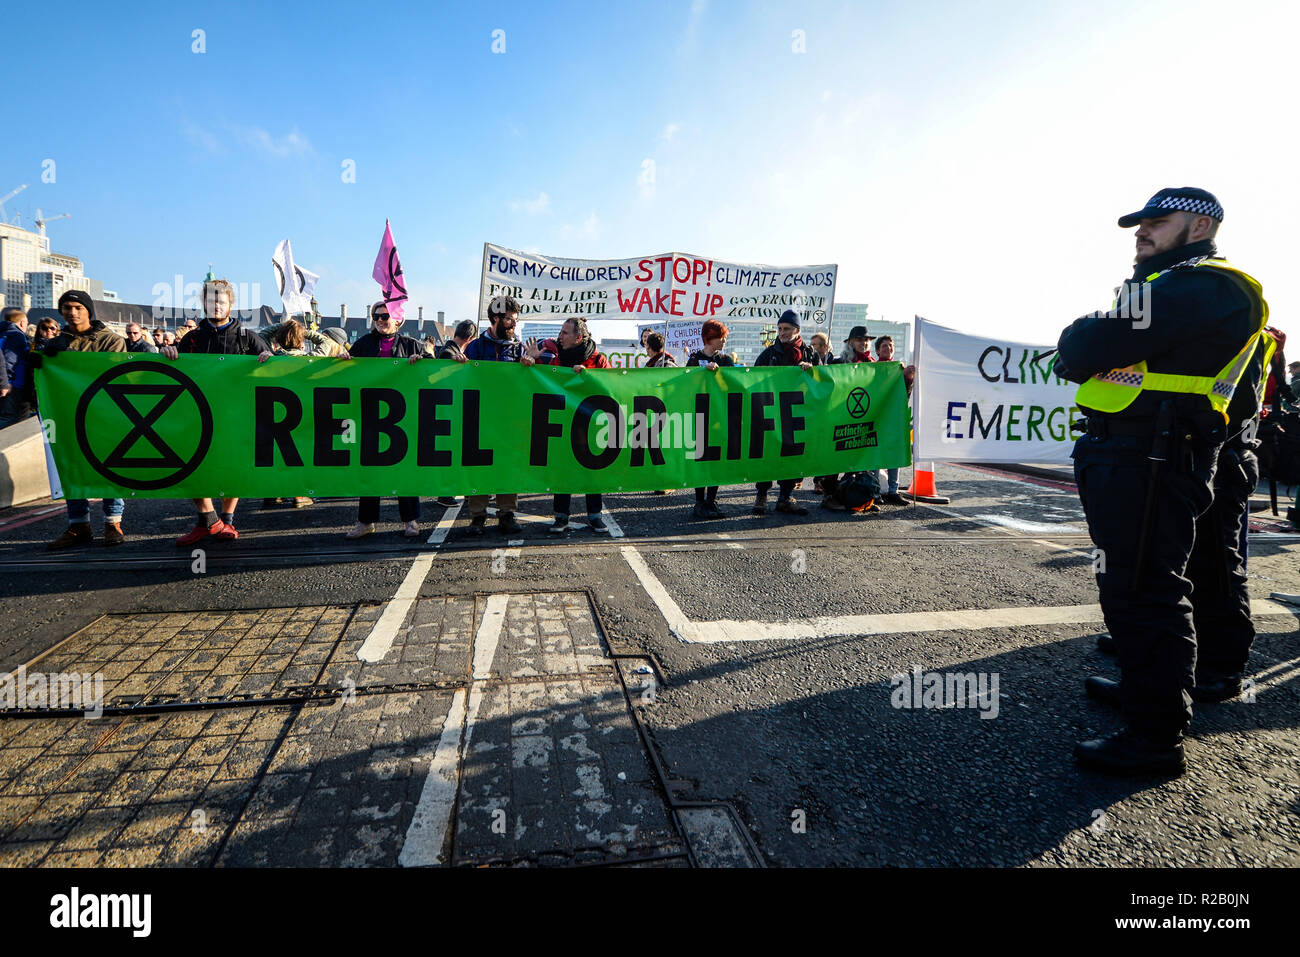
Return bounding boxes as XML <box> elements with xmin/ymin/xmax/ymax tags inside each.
<box><xmin>620</xmin><ymin>546</ymin><xmax>693</xmax><ymax>640</ymax></box>
<box><xmin>620</xmin><ymin>543</ymin><xmax>1296</xmax><ymax>643</ymax></box>
<box><xmin>426</xmin><ymin>502</ymin><xmax>462</xmax><ymax>545</ymax></box>
<box><xmin>917</xmin><ymin>500</ymin><xmax>1094</xmax><ymax>558</ymax></box>
<box><xmin>473</xmin><ymin>594</ymin><xmax>509</xmax><ymax>680</ymax></box>
<box><xmin>400</xmin><ymin>594</ymin><xmax>511</xmax><ymax>866</ymax></box>
<box><xmin>601</xmin><ymin>511</ymin><xmax>625</xmax><ymax>538</ymax></box>
<box><xmin>973</xmin><ymin>513</ymin><xmax>1086</xmax><ymax>535</ymax></box>
<box><xmin>398</xmin><ymin>688</ymin><xmax>467</xmax><ymax>867</ymax></box>
<box><xmin>356</xmin><ymin>553</ymin><xmax>435</xmax><ymax>662</ymax></box>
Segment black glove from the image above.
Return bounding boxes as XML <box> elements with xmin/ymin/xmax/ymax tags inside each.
<box><xmin>26</xmin><ymin>349</ymin><xmax>50</xmax><ymax>369</ymax></box>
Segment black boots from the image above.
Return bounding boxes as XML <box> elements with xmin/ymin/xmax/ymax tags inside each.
<box><xmin>1074</xmin><ymin>730</ymin><xmax>1186</xmax><ymax>777</ymax></box>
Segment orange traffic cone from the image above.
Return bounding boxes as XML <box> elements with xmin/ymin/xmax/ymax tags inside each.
<box><xmin>904</xmin><ymin>462</ymin><xmax>951</xmax><ymax>504</ymax></box>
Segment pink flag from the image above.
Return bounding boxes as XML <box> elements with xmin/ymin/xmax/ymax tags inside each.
<box><xmin>372</xmin><ymin>219</ymin><xmax>408</xmax><ymax>322</ymax></box>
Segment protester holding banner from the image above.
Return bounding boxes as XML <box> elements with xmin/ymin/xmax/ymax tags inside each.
<box><xmin>162</xmin><ymin>279</ymin><xmax>272</xmax><ymax>545</ymax></box>
<box><xmin>872</xmin><ymin>335</ymin><xmax>914</xmax><ymax>505</ymax></box>
<box><xmin>31</xmin><ymin>292</ymin><xmax>129</xmax><ymax>548</ymax></box>
<box><xmin>685</xmin><ymin>320</ymin><xmax>734</xmax><ymax>518</ymax></box>
<box><xmin>462</xmin><ymin>296</ymin><xmax>532</xmax><ymax>536</ymax></box>
<box><xmin>436</xmin><ymin>320</ymin><xmax>477</xmax><ymax>362</ymax></box>
<box><xmin>343</xmin><ymin>302</ymin><xmax>426</xmax><ymax>539</ymax></box>
<box><xmin>263</xmin><ymin>318</ymin><xmax>346</xmax><ymax>357</ymax></box>
<box><xmin>753</xmin><ymin>310</ymin><xmax>819</xmax><ymax>516</ymax></box>
<box><xmin>644</xmin><ymin>332</ymin><xmax>677</xmax><ymax>368</ymax></box>
<box><xmin>840</xmin><ymin>326</ymin><xmax>873</xmax><ymax>364</ymax></box>
<box><xmin>524</xmin><ymin>318</ymin><xmax>616</xmax><ymax>533</ymax></box>
<box><xmin>810</xmin><ymin>332</ymin><xmax>834</xmax><ymax>365</ymax></box>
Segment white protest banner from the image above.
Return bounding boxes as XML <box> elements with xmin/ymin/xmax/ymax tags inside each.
<box><xmin>913</xmin><ymin>317</ymin><xmax>1084</xmax><ymax>464</ymax></box>
<box><xmin>480</xmin><ymin>243</ymin><xmax>837</xmax><ymax>334</ymax></box>
<box><xmin>636</xmin><ymin>321</ymin><xmax>703</xmax><ymax>359</ymax></box>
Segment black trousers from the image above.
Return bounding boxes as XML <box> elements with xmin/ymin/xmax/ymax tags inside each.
<box><xmin>555</xmin><ymin>493</ymin><xmax>602</xmax><ymax>515</ymax></box>
<box><xmin>1073</xmin><ymin>431</ymin><xmax>1218</xmax><ymax>743</ymax></box>
<box><xmin>757</xmin><ymin>479</ymin><xmax>798</xmax><ymax>498</ymax></box>
<box><xmin>358</xmin><ymin>496</ymin><xmax>419</xmax><ymax>523</ymax></box>
<box><xmin>694</xmin><ymin>486</ymin><xmax>718</xmax><ymax>503</ymax></box>
<box><xmin>1186</xmin><ymin>446</ymin><xmax>1258</xmax><ymax>677</ymax></box>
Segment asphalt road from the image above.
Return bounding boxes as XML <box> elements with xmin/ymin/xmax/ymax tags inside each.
<box><xmin>1</xmin><ymin>464</ymin><xmax>1297</xmax><ymax>867</ymax></box>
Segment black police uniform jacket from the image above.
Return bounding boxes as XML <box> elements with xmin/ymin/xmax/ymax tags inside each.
<box><xmin>1054</xmin><ymin>239</ymin><xmax>1256</xmax><ymax>423</ymax></box>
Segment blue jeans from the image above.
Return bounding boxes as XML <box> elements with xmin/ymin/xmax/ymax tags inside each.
<box><xmin>876</xmin><ymin>469</ymin><xmax>899</xmax><ymax>494</ymax></box>
<box><xmin>66</xmin><ymin>499</ymin><xmax>124</xmax><ymax>524</ymax></box>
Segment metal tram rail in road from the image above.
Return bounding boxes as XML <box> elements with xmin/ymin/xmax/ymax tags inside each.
<box><xmin>0</xmin><ymin>591</ymin><xmax>764</xmax><ymax>868</ymax></box>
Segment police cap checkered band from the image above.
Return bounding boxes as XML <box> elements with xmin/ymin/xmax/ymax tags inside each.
<box><xmin>1118</xmin><ymin>187</ymin><xmax>1224</xmax><ymax>227</ymax></box>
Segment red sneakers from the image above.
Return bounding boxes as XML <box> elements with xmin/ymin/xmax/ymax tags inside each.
<box><xmin>175</xmin><ymin>519</ymin><xmax>236</xmax><ymax>547</ymax></box>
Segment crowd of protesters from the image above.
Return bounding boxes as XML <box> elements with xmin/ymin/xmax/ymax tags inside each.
<box><xmin>4</xmin><ymin>286</ymin><xmax>943</xmax><ymax>550</ymax></box>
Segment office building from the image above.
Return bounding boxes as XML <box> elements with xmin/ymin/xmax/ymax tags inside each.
<box><xmin>0</xmin><ymin>221</ymin><xmax>104</xmax><ymax>310</ymax></box>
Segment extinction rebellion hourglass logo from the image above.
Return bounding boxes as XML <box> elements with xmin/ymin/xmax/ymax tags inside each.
<box><xmin>75</xmin><ymin>362</ymin><xmax>213</xmax><ymax>490</ymax></box>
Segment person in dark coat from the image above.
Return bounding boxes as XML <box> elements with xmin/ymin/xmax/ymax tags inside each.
<box><xmin>461</xmin><ymin>296</ymin><xmax>533</xmax><ymax>536</ymax></box>
<box><xmin>346</xmin><ymin>302</ymin><xmax>426</xmax><ymax>539</ymax></box>
<box><xmin>161</xmin><ymin>279</ymin><xmax>271</xmax><ymax>546</ymax></box>
<box><xmin>753</xmin><ymin>310</ymin><xmax>819</xmax><ymax>516</ymax></box>
<box><xmin>526</xmin><ymin>317</ymin><xmax>615</xmax><ymax>534</ymax></box>
<box><xmin>31</xmin><ymin>292</ymin><xmax>129</xmax><ymax>548</ymax></box>
<box><xmin>0</xmin><ymin>307</ymin><xmax>33</xmax><ymax>427</ymax></box>
<box><xmin>687</xmin><ymin>320</ymin><xmax>733</xmax><ymax>519</ymax></box>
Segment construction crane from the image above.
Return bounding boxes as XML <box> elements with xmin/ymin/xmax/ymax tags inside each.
<box><xmin>35</xmin><ymin>208</ymin><xmax>70</xmax><ymax>236</ymax></box>
<box><xmin>0</xmin><ymin>184</ymin><xmax>29</xmax><ymax>224</ymax></box>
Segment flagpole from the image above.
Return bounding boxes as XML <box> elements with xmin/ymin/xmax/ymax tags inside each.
<box><xmin>911</xmin><ymin>315</ymin><xmax>921</xmax><ymax>511</ymax></box>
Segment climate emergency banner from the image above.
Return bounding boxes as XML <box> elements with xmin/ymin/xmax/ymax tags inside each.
<box><xmin>35</xmin><ymin>353</ymin><xmax>908</xmax><ymax>499</ymax></box>
<box><xmin>480</xmin><ymin>243</ymin><xmax>838</xmax><ymax>332</ymax></box>
<box><xmin>913</xmin><ymin>318</ymin><xmax>1083</xmax><ymax>464</ymax></box>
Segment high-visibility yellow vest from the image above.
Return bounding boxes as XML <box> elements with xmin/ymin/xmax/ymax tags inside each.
<box><xmin>1076</xmin><ymin>257</ymin><xmax>1271</xmax><ymax>422</ymax></box>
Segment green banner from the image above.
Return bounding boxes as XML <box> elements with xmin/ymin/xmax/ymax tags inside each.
<box><xmin>34</xmin><ymin>353</ymin><xmax>911</xmax><ymax>499</ymax></box>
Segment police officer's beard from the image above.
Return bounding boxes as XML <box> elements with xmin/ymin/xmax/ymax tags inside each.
<box><xmin>1139</xmin><ymin>222</ymin><xmax>1195</xmax><ymax>263</ymax></box>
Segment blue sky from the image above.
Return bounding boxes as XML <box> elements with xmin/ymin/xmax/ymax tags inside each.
<box><xmin>5</xmin><ymin>0</ymin><xmax>1296</xmax><ymax>343</ymax></box>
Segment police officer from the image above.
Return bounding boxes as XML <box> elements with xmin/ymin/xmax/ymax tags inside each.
<box><xmin>1054</xmin><ymin>187</ymin><xmax>1270</xmax><ymax>776</ymax></box>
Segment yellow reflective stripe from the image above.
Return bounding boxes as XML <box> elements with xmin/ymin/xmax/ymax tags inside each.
<box><xmin>1257</xmin><ymin>335</ymin><xmax>1278</xmax><ymax>402</ymax></box>
<box><xmin>1139</xmin><ymin>371</ymin><xmax>1217</xmax><ymax>394</ymax></box>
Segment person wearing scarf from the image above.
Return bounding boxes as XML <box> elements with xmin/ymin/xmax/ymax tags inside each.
<box><xmin>345</xmin><ymin>302</ymin><xmax>425</xmax><ymax>539</ymax></box>
<box><xmin>687</xmin><ymin>319</ymin><xmax>734</xmax><ymax>518</ymax></box>
<box><xmin>526</xmin><ymin>318</ymin><xmax>615</xmax><ymax>533</ymax></box>
<box><xmin>839</xmin><ymin>325</ymin><xmax>874</xmax><ymax>363</ymax></box>
<box><xmin>461</xmin><ymin>297</ymin><xmax>533</xmax><ymax>536</ymax></box>
<box><xmin>753</xmin><ymin>310</ymin><xmax>819</xmax><ymax>516</ymax></box>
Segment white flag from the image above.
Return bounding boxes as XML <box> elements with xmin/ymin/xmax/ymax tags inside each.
<box><xmin>271</xmin><ymin>238</ymin><xmax>319</xmax><ymax>315</ymax></box>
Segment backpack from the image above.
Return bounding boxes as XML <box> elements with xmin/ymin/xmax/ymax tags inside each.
<box><xmin>836</xmin><ymin>471</ymin><xmax>882</xmax><ymax>512</ymax></box>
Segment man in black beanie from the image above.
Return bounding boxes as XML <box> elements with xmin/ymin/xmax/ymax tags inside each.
<box><xmin>38</xmin><ymin>291</ymin><xmax>129</xmax><ymax>548</ymax></box>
